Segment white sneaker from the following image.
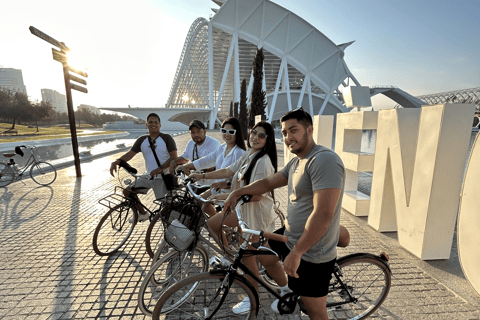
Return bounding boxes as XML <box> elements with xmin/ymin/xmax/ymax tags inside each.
<box><xmin>232</xmin><ymin>297</ymin><xmax>250</xmax><ymax>314</ymax></box>
<box><xmin>129</xmin><ymin>213</ymin><xmax>149</xmax><ymax>223</ymax></box>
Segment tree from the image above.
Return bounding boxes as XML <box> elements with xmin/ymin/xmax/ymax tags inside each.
<box><xmin>229</xmin><ymin>101</ymin><xmax>234</xmax><ymax>117</ymax></box>
<box><xmin>234</xmin><ymin>102</ymin><xmax>239</xmax><ymax>119</ymax></box>
<box><xmin>248</xmin><ymin>47</ymin><xmax>267</xmax><ymax>129</ymax></box>
<box><xmin>239</xmin><ymin>79</ymin><xmax>248</xmax><ymax>139</ymax></box>
<box><xmin>32</xmin><ymin>100</ymin><xmax>53</xmax><ymax>132</ymax></box>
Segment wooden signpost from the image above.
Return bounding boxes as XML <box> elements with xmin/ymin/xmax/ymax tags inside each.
<box><xmin>29</xmin><ymin>26</ymin><xmax>88</xmax><ymax>178</ymax></box>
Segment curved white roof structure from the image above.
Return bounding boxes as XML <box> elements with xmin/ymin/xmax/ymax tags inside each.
<box><xmin>165</xmin><ymin>0</ymin><xmax>358</xmax><ymax>128</ymax></box>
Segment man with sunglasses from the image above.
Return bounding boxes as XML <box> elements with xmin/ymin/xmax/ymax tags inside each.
<box><xmin>169</xmin><ymin>119</ymin><xmax>220</xmax><ymax>178</ymax></box>
<box><xmin>109</xmin><ymin>113</ymin><xmax>177</xmax><ymax>222</ymax></box>
<box><xmin>223</xmin><ymin>107</ymin><xmax>346</xmax><ymax>320</ymax></box>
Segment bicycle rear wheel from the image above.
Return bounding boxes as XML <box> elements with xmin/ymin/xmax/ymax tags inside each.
<box><xmin>0</xmin><ymin>163</ymin><xmax>15</xmax><ymax>187</ymax></box>
<box><xmin>138</xmin><ymin>246</ymin><xmax>209</xmax><ymax>316</ymax></box>
<box><xmin>327</xmin><ymin>255</ymin><xmax>391</xmax><ymax>320</ymax></box>
<box><xmin>92</xmin><ymin>204</ymin><xmax>137</xmax><ymax>256</ymax></box>
<box><xmin>152</xmin><ymin>271</ymin><xmax>257</xmax><ymax>320</ymax></box>
<box><xmin>30</xmin><ymin>161</ymin><xmax>57</xmax><ymax>186</ymax></box>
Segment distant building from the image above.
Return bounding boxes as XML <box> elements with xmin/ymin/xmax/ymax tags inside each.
<box><xmin>0</xmin><ymin>67</ymin><xmax>27</xmax><ymax>94</ymax></box>
<box><xmin>41</xmin><ymin>89</ymin><xmax>67</xmax><ymax>113</ymax></box>
<box><xmin>77</xmin><ymin>104</ymin><xmax>101</xmax><ymax>115</ymax></box>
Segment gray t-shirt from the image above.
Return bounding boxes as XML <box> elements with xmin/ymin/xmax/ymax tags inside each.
<box><xmin>280</xmin><ymin>144</ymin><xmax>345</xmax><ymax>263</ymax></box>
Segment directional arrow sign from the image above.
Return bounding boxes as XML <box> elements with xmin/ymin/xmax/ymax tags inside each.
<box><xmin>69</xmin><ymin>74</ymin><xmax>87</xmax><ymax>86</ymax></box>
<box><xmin>70</xmin><ymin>83</ymin><xmax>88</xmax><ymax>94</ymax></box>
<box><xmin>52</xmin><ymin>48</ymin><xmax>68</xmax><ymax>64</ymax></box>
<box><xmin>68</xmin><ymin>66</ymin><xmax>88</xmax><ymax>78</ymax></box>
<box><xmin>30</xmin><ymin>26</ymin><xmax>70</xmax><ymax>51</ymax></box>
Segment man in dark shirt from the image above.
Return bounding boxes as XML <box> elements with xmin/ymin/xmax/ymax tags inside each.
<box><xmin>109</xmin><ymin>113</ymin><xmax>177</xmax><ymax>221</ymax></box>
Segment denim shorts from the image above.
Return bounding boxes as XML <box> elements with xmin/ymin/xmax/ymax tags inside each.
<box><xmin>268</xmin><ymin>227</ymin><xmax>336</xmax><ymax>297</ymax></box>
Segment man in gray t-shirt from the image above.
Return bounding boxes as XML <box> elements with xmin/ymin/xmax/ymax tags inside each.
<box><xmin>223</xmin><ymin>108</ymin><xmax>346</xmax><ymax>319</ymax></box>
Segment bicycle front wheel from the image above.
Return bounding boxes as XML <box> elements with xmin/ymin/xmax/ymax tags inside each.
<box><xmin>152</xmin><ymin>271</ymin><xmax>257</xmax><ymax>320</ymax></box>
<box><xmin>145</xmin><ymin>212</ymin><xmax>165</xmax><ymax>259</ymax></box>
<box><xmin>138</xmin><ymin>246</ymin><xmax>209</xmax><ymax>316</ymax></box>
<box><xmin>328</xmin><ymin>255</ymin><xmax>391</xmax><ymax>320</ymax></box>
<box><xmin>0</xmin><ymin>163</ymin><xmax>15</xmax><ymax>187</ymax></box>
<box><xmin>92</xmin><ymin>204</ymin><xmax>137</xmax><ymax>256</ymax></box>
<box><xmin>30</xmin><ymin>161</ymin><xmax>57</xmax><ymax>186</ymax></box>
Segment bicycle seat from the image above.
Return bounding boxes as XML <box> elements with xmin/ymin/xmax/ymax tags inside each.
<box><xmin>3</xmin><ymin>153</ymin><xmax>15</xmax><ymax>158</ymax></box>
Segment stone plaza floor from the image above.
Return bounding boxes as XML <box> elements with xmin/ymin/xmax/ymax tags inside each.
<box><xmin>1</xmin><ymin>132</ymin><xmax>479</xmax><ymax>319</ymax></box>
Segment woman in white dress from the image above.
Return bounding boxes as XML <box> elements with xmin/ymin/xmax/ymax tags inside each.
<box><xmin>190</xmin><ymin>121</ymin><xmax>278</xmax><ymax>313</ymax></box>
<box><xmin>177</xmin><ymin>117</ymin><xmax>246</xmax><ymax>217</ymax></box>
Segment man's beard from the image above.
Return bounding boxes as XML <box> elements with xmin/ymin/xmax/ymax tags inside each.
<box><xmin>289</xmin><ymin>130</ymin><xmax>308</xmax><ymax>154</ymax></box>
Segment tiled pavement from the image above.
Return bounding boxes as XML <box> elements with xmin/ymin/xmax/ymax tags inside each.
<box><xmin>1</xmin><ymin>132</ymin><xmax>479</xmax><ymax>320</ymax></box>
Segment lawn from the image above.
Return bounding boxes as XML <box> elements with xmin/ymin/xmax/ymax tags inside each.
<box><xmin>0</xmin><ymin>122</ymin><xmax>119</xmax><ymax>144</ymax></box>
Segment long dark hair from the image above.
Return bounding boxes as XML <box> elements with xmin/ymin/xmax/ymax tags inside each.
<box><xmin>222</xmin><ymin>117</ymin><xmax>246</xmax><ymax>151</ymax></box>
<box><xmin>243</xmin><ymin>121</ymin><xmax>278</xmax><ymax>185</ymax></box>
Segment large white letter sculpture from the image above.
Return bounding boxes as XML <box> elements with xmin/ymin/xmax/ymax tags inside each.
<box><xmin>458</xmin><ymin>133</ymin><xmax>480</xmax><ymax>295</ymax></box>
<box><xmin>335</xmin><ymin>111</ymin><xmax>378</xmax><ymax>216</ymax></box>
<box><xmin>284</xmin><ymin>115</ymin><xmax>333</xmax><ymax>163</ymax></box>
<box><xmin>368</xmin><ymin>104</ymin><xmax>475</xmax><ymax>260</ymax></box>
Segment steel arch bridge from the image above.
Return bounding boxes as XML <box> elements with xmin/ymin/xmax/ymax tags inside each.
<box><xmin>416</xmin><ymin>87</ymin><xmax>480</xmax><ymax>111</ymax></box>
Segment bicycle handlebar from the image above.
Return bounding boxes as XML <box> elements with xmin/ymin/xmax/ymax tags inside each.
<box><xmin>177</xmin><ymin>170</ymin><xmax>216</xmax><ymax>204</ymax></box>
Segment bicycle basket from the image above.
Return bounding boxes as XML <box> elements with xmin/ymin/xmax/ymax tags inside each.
<box><xmin>159</xmin><ymin>189</ymin><xmax>205</xmax><ymax>251</ymax></box>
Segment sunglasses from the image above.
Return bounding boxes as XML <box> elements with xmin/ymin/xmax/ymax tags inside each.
<box><xmin>250</xmin><ymin>130</ymin><xmax>267</xmax><ymax>139</ymax></box>
<box><xmin>220</xmin><ymin>128</ymin><xmax>236</xmax><ymax>135</ymax></box>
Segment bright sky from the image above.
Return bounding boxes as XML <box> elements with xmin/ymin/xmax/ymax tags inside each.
<box><xmin>2</xmin><ymin>0</ymin><xmax>479</xmax><ymax>110</ymax></box>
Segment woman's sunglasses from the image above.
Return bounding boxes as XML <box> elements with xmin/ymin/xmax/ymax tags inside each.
<box><xmin>250</xmin><ymin>129</ymin><xmax>267</xmax><ymax>139</ymax></box>
<box><xmin>220</xmin><ymin>128</ymin><xmax>236</xmax><ymax>135</ymax></box>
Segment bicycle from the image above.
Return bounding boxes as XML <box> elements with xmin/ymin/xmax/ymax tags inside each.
<box><xmin>0</xmin><ymin>145</ymin><xmax>57</xmax><ymax>187</ymax></box>
<box><xmin>137</xmin><ymin>172</ymin><xmax>286</xmax><ymax>317</ymax></box>
<box><xmin>151</xmin><ymin>195</ymin><xmax>392</xmax><ymax>320</ymax></box>
<box><xmin>93</xmin><ymin>160</ymin><xmax>170</xmax><ymax>257</ymax></box>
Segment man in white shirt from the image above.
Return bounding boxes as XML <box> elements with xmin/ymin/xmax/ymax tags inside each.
<box><xmin>109</xmin><ymin>113</ymin><xmax>177</xmax><ymax>221</ymax></box>
<box><xmin>169</xmin><ymin>119</ymin><xmax>220</xmax><ymax>176</ymax></box>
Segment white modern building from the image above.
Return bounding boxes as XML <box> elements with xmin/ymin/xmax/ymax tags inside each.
<box><xmin>41</xmin><ymin>89</ymin><xmax>67</xmax><ymax>113</ymax></box>
<box><xmin>100</xmin><ymin>0</ymin><xmax>425</xmax><ymax>129</ymax></box>
<box><xmin>0</xmin><ymin>67</ymin><xmax>27</xmax><ymax>94</ymax></box>
<box><xmin>77</xmin><ymin>104</ymin><xmax>101</xmax><ymax>115</ymax></box>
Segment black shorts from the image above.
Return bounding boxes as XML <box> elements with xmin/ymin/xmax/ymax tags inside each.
<box><xmin>268</xmin><ymin>227</ymin><xmax>336</xmax><ymax>298</ymax></box>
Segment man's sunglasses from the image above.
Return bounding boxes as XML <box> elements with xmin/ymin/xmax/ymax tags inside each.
<box><xmin>220</xmin><ymin>128</ymin><xmax>236</xmax><ymax>135</ymax></box>
<box><xmin>250</xmin><ymin>130</ymin><xmax>267</xmax><ymax>139</ymax></box>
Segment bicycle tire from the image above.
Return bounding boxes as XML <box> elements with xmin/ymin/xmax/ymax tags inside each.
<box><xmin>138</xmin><ymin>245</ymin><xmax>209</xmax><ymax>317</ymax></box>
<box><xmin>92</xmin><ymin>204</ymin><xmax>137</xmax><ymax>256</ymax></box>
<box><xmin>327</xmin><ymin>255</ymin><xmax>391</xmax><ymax>320</ymax></box>
<box><xmin>152</xmin><ymin>271</ymin><xmax>258</xmax><ymax>320</ymax></box>
<box><xmin>29</xmin><ymin>161</ymin><xmax>57</xmax><ymax>186</ymax></box>
<box><xmin>0</xmin><ymin>163</ymin><xmax>15</xmax><ymax>187</ymax></box>
<box><xmin>145</xmin><ymin>211</ymin><xmax>165</xmax><ymax>259</ymax></box>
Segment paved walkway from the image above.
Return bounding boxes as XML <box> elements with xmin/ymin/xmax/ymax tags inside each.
<box><xmin>1</xmin><ymin>132</ymin><xmax>479</xmax><ymax>319</ymax></box>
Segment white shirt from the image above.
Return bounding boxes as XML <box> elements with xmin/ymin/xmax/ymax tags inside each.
<box><xmin>192</xmin><ymin>144</ymin><xmax>245</xmax><ymax>183</ymax></box>
<box><xmin>180</xmin><ymin>135</ymin><xmax>221</xmax><ymax>162</ymax></box>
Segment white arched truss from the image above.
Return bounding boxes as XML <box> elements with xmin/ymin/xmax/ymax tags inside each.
<box><xmin>166</xmin><ymin>0</ymin><xmax>353</xmax><ymax>128</ymax></box>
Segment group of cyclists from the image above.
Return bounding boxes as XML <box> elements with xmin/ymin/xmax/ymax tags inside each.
<box><xmin>109</xmin><ymin>108</ymin><xmax>349</xmax><ymax>320</ymax></box>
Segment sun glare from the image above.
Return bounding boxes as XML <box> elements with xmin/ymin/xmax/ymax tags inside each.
<box><xmin>67</xmin><ymin>51</ymin><xmax>88</xmax><ymax>71</ymax></box>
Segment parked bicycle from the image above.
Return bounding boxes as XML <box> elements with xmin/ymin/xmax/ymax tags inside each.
<box><xmin>137</xmin><ymin>171</ymin><xmax>285</xmax><ymax>317</ymax></box>
<box><xmin>93</xmin><ymin>160</ymin><xmax>169</xmax><ymax>257</ymax></box>
<box><xmin>151</xmin><ymin>195</ymin><xmax>392</xmax><ymax>320</ymax></box>
<box><xmin>0</xmin><ymin>145</ymin><xmax>57</xmax><ymax>187</ymax></box>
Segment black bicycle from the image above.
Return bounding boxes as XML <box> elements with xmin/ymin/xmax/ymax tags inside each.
<box><xmin>137</xmin><ymin>171</ymin><xmax>285</xmax><ymax>317</ymax></box>
<box><xmin>93</xmin><ymin>161</ymin><xmax>169</xmax><ymax>256</ymax></box>
<box><xmin>151</xmin><ymin>195</ymin><xmax>392</xmax><ymax>320</ymax></box>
